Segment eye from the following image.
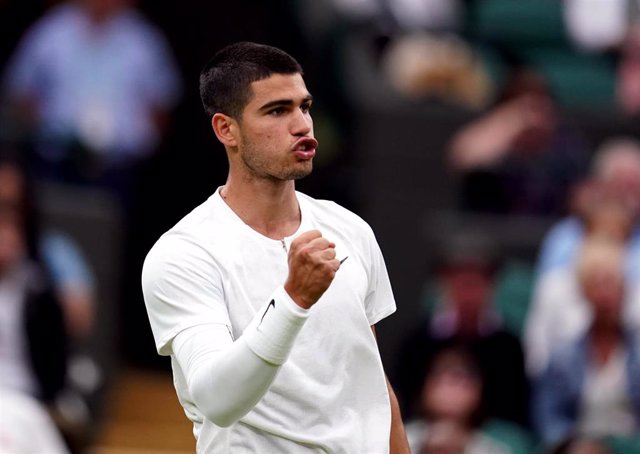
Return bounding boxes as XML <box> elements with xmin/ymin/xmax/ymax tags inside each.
<box><xmin>300</xmin><ymin>102</ymin><xmax>312</xmax><ymax>114</ymax></box>
<box><xmin>269</xmin><ymin>107</ymin><xmax>286</xmax><ymax>116</ymax></box>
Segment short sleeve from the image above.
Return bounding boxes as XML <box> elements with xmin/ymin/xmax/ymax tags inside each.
<box><xmin>362</xmin><ymin>224</ymin><xmax>396</xmax><ymax>326</ymax></box>
<box><xmin>141</xmin><ymin>232</ymin><xmax>230</xmax><ymax>356</ymax></box>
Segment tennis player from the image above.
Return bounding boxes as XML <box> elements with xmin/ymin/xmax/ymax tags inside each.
<box><xmin>142</xmin><ymin>41</ymin><xmax>410</xmax><ymax>453</ymax></box>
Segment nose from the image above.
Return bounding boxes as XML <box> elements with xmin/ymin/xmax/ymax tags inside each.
<box><xmin>291</xmin><ymin>108</ymin><xmax>312</xmax><ymax>136</ymax></box>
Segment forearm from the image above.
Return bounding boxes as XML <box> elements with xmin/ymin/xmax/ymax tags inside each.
<box><xmin>174</xmin><ymin>326</ymin><xmax>278</xmax><ymax>427</ymax></box>
<box><xmin>172</xmin><ymin>287</ymin><xmax>309</xmax><ymax>427</ymax></box>
<box><xmin>449</xmin><ymin>107</ymin><xmax>522</xmax><ymax>170</ymax></box>
<box><xmin>387</xmin><ymin>378</ymin><xmax>411</xmax><ymax>454</ymax></box>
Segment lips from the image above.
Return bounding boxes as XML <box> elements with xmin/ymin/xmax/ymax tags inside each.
<box><xmin>292</xmin><ymin>137</ymin><xmax>318</xmax><ymax>160</ymax></box>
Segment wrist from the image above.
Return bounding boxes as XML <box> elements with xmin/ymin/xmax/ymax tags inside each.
<box><xmin>243</xmin><ymin>286</ymin><xmax>310</xmax><ymax>365</ymax></box>
<box><xmin>283</xmin><ymin>282</ymin><xmax>314</xmax><ymax>309</ymax></box>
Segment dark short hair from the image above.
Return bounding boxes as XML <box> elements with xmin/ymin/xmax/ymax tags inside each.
<box><xmin>199</xmin><ymin>41</ymin><xmax>303</xmax><ymax>119</ymax></box>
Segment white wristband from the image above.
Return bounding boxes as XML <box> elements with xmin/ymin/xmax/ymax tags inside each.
<box><xmin>243</xmin><ymin>286</ymin><xmax>310</xmax><ymax>365</ymax></box>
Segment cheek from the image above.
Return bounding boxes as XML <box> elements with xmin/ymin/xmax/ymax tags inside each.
<box><xmin>252</xmin><ymin>128</ymin><xmax>278</xmax><ymax>147</ymax></box>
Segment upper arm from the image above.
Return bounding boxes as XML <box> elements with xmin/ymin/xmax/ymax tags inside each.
<box><xmin>172</xmin><ymin>323</ymin><xmax>234</xmax><ymax>383</ymax></box>
<box><xmin>142</xmin><ymin>234</ymin><xmax>231</xmax><ymax>355</ymax></box>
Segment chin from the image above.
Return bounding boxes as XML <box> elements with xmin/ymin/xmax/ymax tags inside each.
<box><xmin>286</xmin><ymin>165</ymin><xmax>313</xmax><ymax>180</ymax></box>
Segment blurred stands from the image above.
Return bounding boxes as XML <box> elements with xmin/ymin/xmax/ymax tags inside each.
<box><xmin>316</xmin><ymin>0</ymin><xmax>640</xmax><ymax>373</ymax></box>
<box><xmin>36</xmin><ymin>182</ymin><xmax>122</xmax><ymax>421</ymax></box>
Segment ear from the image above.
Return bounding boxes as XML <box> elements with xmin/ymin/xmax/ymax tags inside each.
<box><xmin>212</xmin><ymin>113</ymin><xmax>238</xmax><ymax>147</ymax></box>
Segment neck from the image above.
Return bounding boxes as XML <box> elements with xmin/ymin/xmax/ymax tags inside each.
<box><xmin>220</xmin><ymin>176</ymin><xmax>300</xmax><ymax>240</ymax></box>
<box><xmin>590</xmin><ymin>321</ymin><xmax>622</xmax><ymax>366</ymax></box>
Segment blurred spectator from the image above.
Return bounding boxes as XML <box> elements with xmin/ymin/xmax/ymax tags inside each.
<box><xmin>0</xmin><ymin>176</ymin><xmax>67</xmax><ymax>405</ymax></box>
<box><xmin>404</xmin><ymin>346</ymin><xmax>533</xmax><ymax>454</ymax></box>
<box><xmin>525</xmin><ymin>182</ymin><xmax>639</xmax><ymax>377</ymax></box>
<box><xmin>0</xmin><ymin>151</ymin><xmax>101</xmax><ymax>451</ymax></box>
<box><xmin>531</xmin><ymin>237</ymin><xmax>640</xmax><ymax>447</ymax></box>
<box><xmin>395</xmin><ymin>232</ymin><xmax>530</xmax><ymax>428</ymax></box>
<box><xmin>2</xmin><ymin>0</ymin><xmax>181</xmax><ymax>202</ymax></box>
<box><xmin>0</xmin><ymin>166</ymin><xmax>74</xmax><ymax>446</ymax></box>
<box><xmin>0</xmin><ymin>154</ymin><xmax>97</xmax><ymax>344</ymax></box>
<box><xmin>448</xmin><ymin>69</ymin><xmax>590</xmax><ymax>216</ymax></box>
<box><xmin>316</xmin><ymin>0</ymin><xmax>496</xmax><ymax>109</ymax></box>
<box><xmin>527</xmin><ymin>138</ymin><xmax>640</xmax><ymax>376</ymax></box>
<box><xmin>2</xmin><ymin>0</ymin><xmax>181</xmax><ymax>375</ymax></box>
<box><xmin>536</xmin><ymin>137</ymin><xmax>640</xmax><ymax>285</ymax></box>
<box><xmin>374</xmin><ymin>0</ymin><xmax>496</xmax><ymax>110</ymax></box>
<box><xmin>0</xmin><ymin>387</ymin><xmax>70</xmax><ymax>454</ymax></box>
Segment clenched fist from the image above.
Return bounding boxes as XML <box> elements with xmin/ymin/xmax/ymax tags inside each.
<box><xmin>284</xmin><ymin>230</ymin><xmax>341</xmax><ymax>309</ymax></box>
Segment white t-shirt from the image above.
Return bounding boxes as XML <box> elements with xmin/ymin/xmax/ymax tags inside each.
<box><xmin>142</xmin><ymin>189</ymin><xmax>396</xmax><ymax>453</ymax></box>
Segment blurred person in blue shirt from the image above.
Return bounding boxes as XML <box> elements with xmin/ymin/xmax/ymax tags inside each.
<box><xmin>2</xmin><ymin>0</ymin><xmax>181</xmax><ymax>193</ymax></box>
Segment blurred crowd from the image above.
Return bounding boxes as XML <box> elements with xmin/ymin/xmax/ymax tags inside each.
<box><xmin>0</xmin><ymin>0</ymin><xmax>181</xmax><ymax>451</ymax></box>
<box><xmin>0</xmin><ymin>0</ymin><xmax>639</xmax><ymax>453</ymax></box>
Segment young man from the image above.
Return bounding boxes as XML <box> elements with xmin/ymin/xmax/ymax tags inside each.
<box><xmin>142</xmin><ymin>42</ymin><xmax>409</xmax><ymax>453</ymax></box>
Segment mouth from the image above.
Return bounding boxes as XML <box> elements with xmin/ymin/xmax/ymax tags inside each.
<box><xmin>292</xmin><ymin>137</ymin><xmax>318</xmax><ymax>160</ymax></box>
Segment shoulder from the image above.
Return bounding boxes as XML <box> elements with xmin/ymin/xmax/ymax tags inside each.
<box><xmin>143</xmin><ymin>195</ymin><xmax>226</xmax><ymax>276</ymax></box>
<box><xmin>537</xmin><ymin>216</ymin><xmax>583</xmax><ymax>269</ymax></box>
<box><xmin>546</xmin><ymin>216</ymin><xmax>583</xmax><ymax>237</ymax></box>
<box><xmin>15</xmin><ymin>4</ymin><xmax>78</xmax><ymax>50</ymax></box>
<box><xmin>534</xmin><ymin>266</ymin><xmax>579</xmax><ymax>298</ymax></box>
<box><xmin>538</xmin><ymin>217</ymin><xmax>583</xmax><ymax>257</ymax></box>
<box><xmin>470</xmin><ymin>429</ymin><xmax>517</xmax><ymax>454</ymax></box>
<box><xmin>33</xmin><ymin>4</ymin><xmax>78</xmax><ymax>30</ymax></box>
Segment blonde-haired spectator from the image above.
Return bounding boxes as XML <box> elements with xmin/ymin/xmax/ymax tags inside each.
<box><xmin>532</xmin><ymin>237</ymin><xmax>640</xmax><ymax>448</ymax></box>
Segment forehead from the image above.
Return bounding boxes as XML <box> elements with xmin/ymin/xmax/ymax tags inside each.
<box><xmin>246</xmin><ymin>73</ymin><xmax>310</xmax><ymax>107</ymax></box>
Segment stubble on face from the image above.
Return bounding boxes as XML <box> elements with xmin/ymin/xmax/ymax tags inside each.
<box><xmin>238</xmin><ymin>130</ymin><xmax>313</xmax><ymax>182</ymax></box>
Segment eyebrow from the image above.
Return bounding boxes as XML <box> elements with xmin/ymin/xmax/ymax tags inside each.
<box><xmin>258</xmin><ymin>95</ymin><xmax>313</xmax><ymax>112</ymax></box>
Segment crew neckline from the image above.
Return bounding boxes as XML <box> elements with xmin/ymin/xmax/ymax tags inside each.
<box><xmin>212</xmin><ymin>187</ymin><xmax>310</xmax><ymax>248</ymax></box>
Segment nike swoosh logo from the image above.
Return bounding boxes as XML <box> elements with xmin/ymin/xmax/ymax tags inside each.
<box><xmin>259</xmin><ymin>299</ymin><xmax>276</xmax><ymax>326</ymax></box>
